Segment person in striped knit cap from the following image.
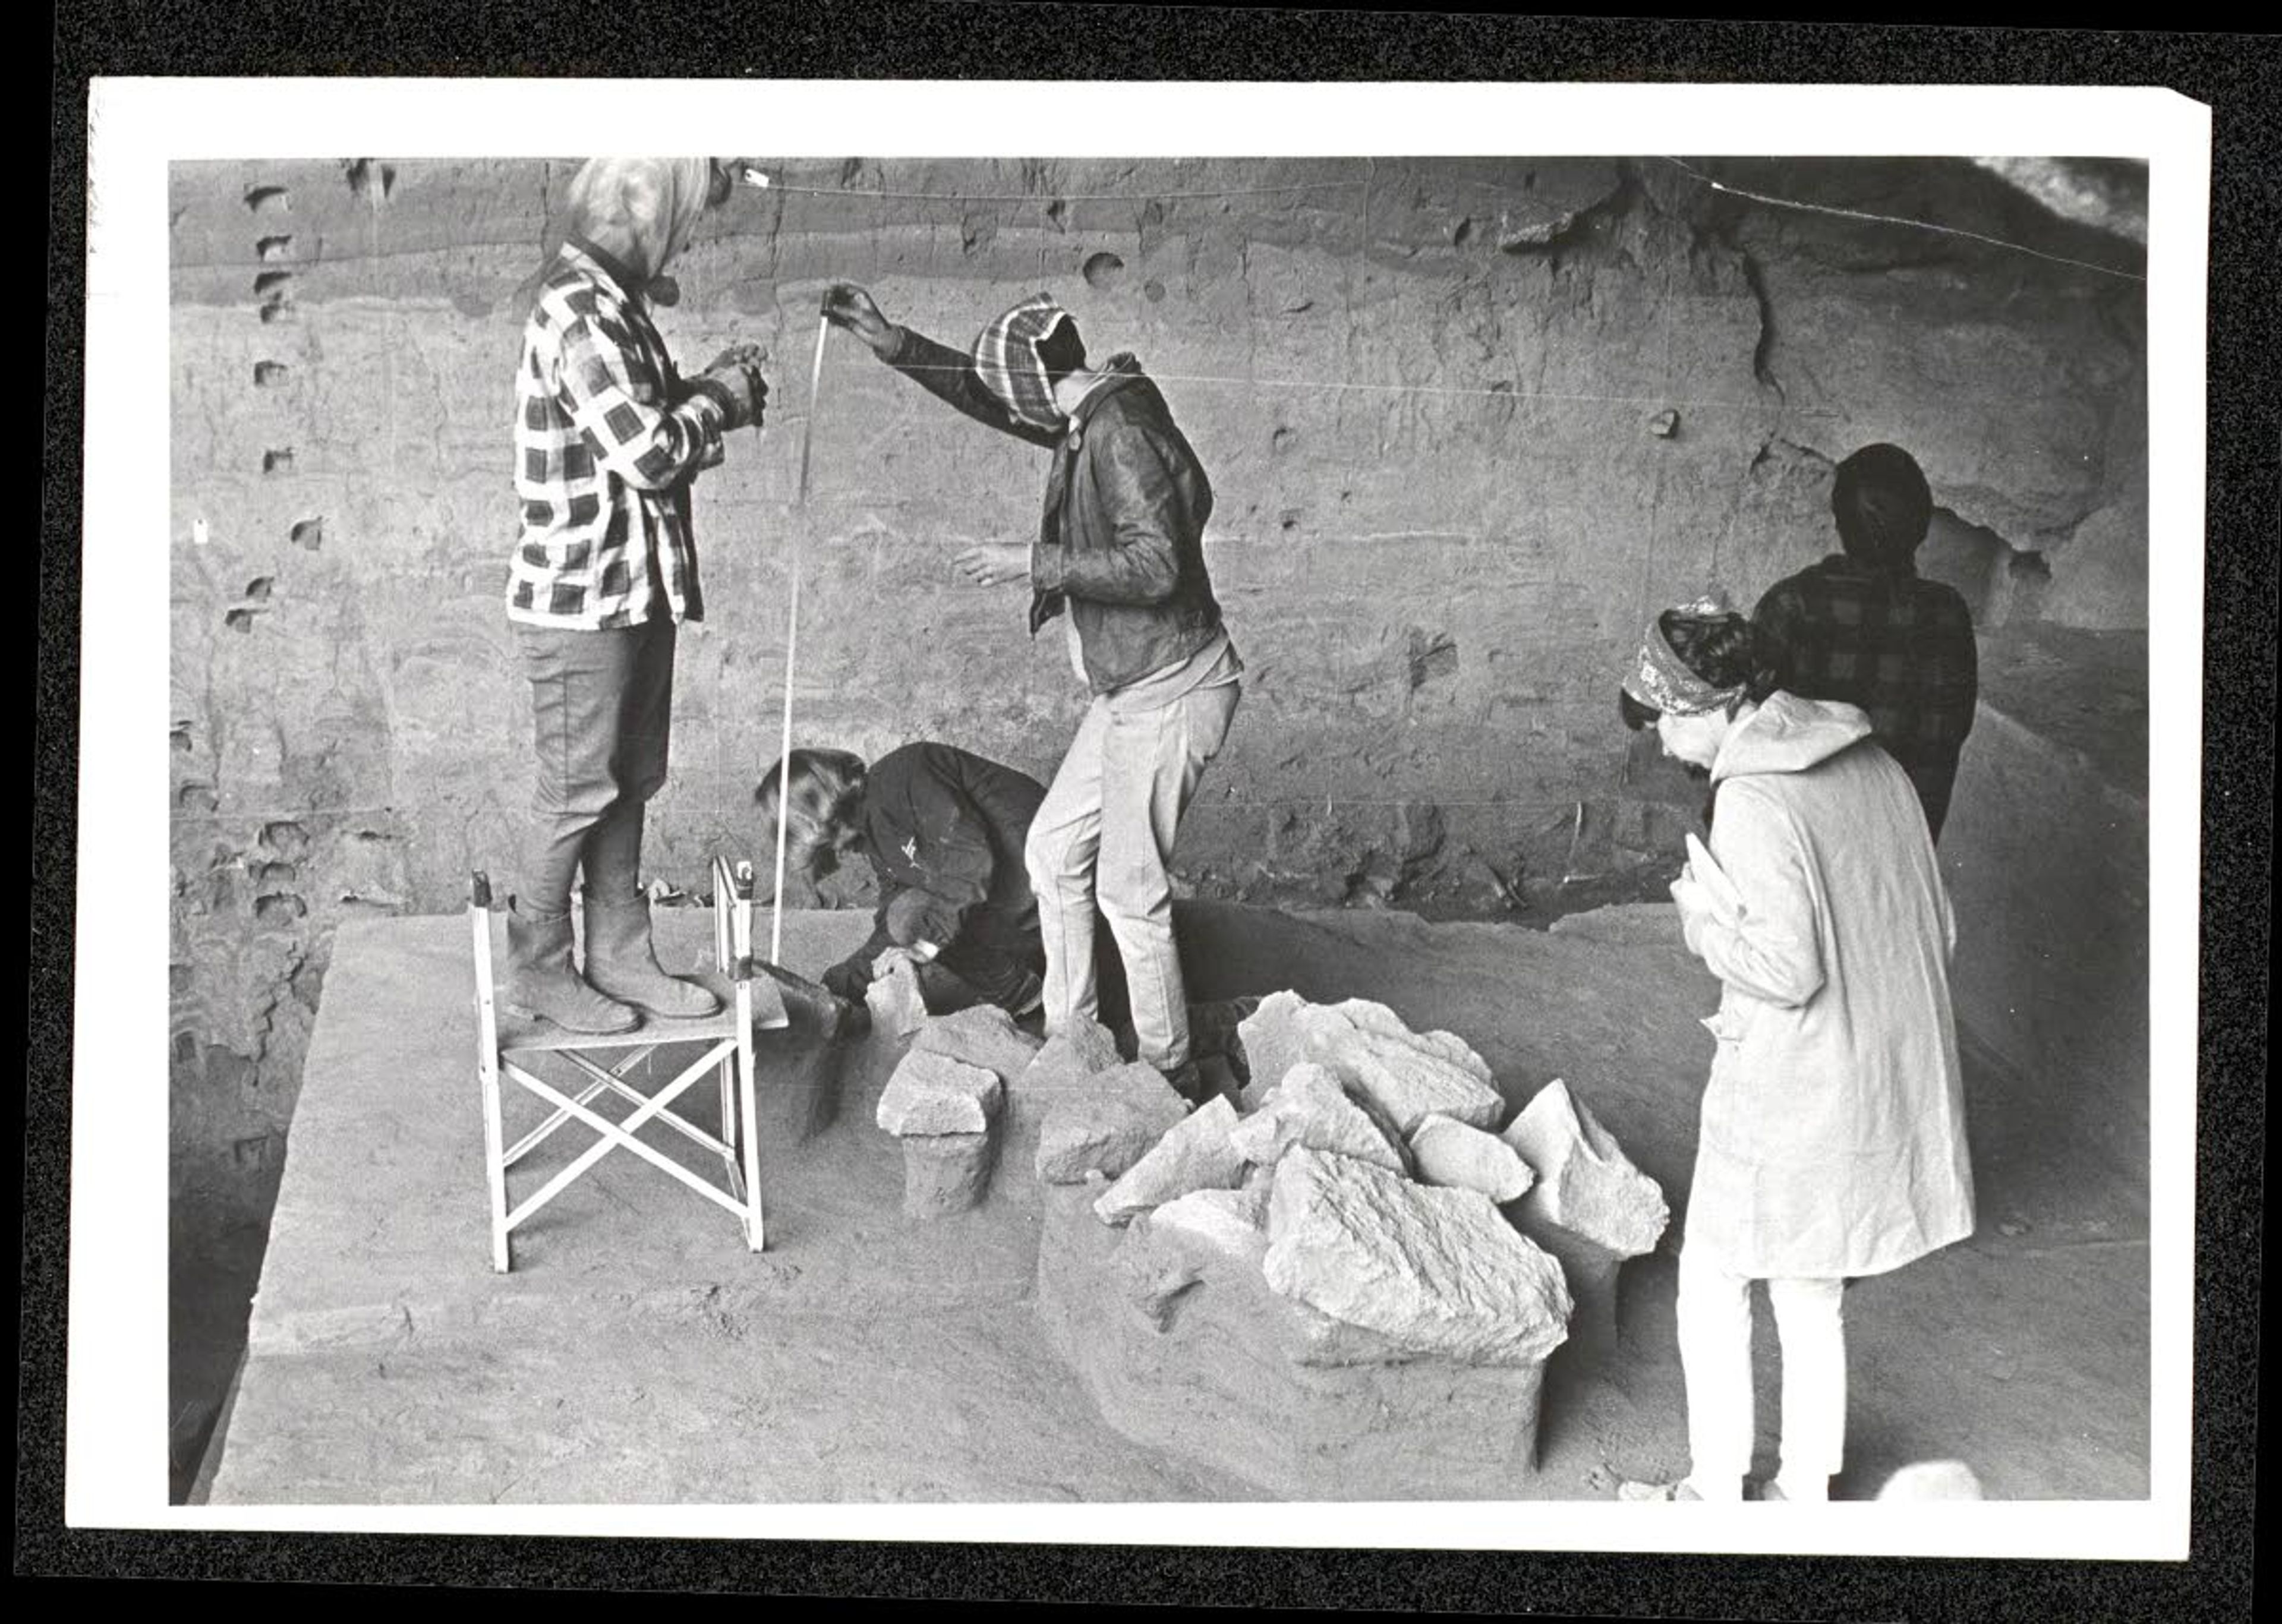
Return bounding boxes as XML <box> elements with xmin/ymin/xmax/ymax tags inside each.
<box><xmin>822</xmin><ymin>281</ymin><xmax>1242</xmax><ymax>1099</ymax></box>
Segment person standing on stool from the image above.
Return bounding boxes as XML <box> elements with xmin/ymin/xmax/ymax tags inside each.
<box><xmin>821</xmin><ymin>283</ymin><xmax>1241</xmax><ymax>1098</ymax></box>
<box><xmin>502</xmin><ymin>157</ymin><xmax>770</xmax><ymax>1033</ymax></box>
<box><xmin>1615</xmin><ymin>594</ymin><xmax>1975</xmax><ymax>1503</ymax></box>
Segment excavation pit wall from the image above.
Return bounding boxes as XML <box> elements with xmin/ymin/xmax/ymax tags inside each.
<box><xmin>166</xmin><ymin>154</ymin><xmax>2149</xmax><ymax>1495</ymax></box>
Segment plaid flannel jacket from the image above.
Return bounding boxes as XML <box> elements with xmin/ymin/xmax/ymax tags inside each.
<box><xmin>1752</xmin><ymin>556</ymin><xmax>1980</xmax><ymax>840</ymax></box>
<box><xmin>506</xmin><ymin>241</ymin><xmax>739</xmax><ymax>629</ymax></box>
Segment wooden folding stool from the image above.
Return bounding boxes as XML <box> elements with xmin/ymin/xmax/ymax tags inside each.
<box><xmin>467</xmin><ymin>859</ymin><xmax>787</xmax><ymax>1272</ymax></box>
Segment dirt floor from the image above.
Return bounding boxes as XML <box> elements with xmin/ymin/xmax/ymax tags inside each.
<box><xmin>187</xmin><ymin>900</ymin><xmax>2148</xmax><ymax>1506</ymax></box>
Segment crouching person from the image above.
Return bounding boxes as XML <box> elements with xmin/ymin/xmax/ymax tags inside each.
<box><xmin>758</xmin><ymin>744</ymin><xmax>1053</xmax><ymax>1020</ymax></box>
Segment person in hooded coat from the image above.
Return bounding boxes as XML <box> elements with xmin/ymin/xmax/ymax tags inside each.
<box><xmin>815</xmin><ymin>280</ymin><xmax>1242</xmax><ymax>1099</ymax></box>
<box><xmin>501</xmin><ymin>157</ymin><xmax>773</xmax><ymax>1033</ymax></box>
<box><xmin>1616</xmin><ymin>594</ymin><xmax>1976</xmax><ymax>1504</ymax></box>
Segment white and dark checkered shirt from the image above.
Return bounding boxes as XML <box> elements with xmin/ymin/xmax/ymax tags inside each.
<box><xmin>506</xmin><ymin>241</ymin><xmax>739</xmax><ymax>629</ymax></box>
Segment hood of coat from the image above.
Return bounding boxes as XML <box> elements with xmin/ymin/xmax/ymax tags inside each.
<box><xmin>1709</xmin><ymin>690</ymin><xmax>1875</xmax><ymax>784</ymax></box>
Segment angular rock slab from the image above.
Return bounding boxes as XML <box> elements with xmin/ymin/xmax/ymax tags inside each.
<box><xmin>1035</xmin><ymin>1065</ymin><xmax>1191</xmax><ymax>1185</ymax></box>
<box><xmin>1035</xmin><ymin>1184</ymin><xmax>1550</xmax><ymax>1498</ymax></box>
<box><xmin>1227</xmin><ymin>1062</ymin><xmax>1408</xmax><ymax>1175</ymax></box>
<box><xmin>1145</xmin><ymin>1186</ymin><xmax>1271</xmax><ymax>1269</ymax></box>
<box><xmin>1093</xmin><ymin>1095</ymin><xmax>1246</xmax><ymax>1226</ymax></box>
<box><xmin>902</xmin><ymin>1132</ymin><xmax>996</xmax><ymax>1218</ymax></box>
<box><xmin>909</xmin><ymin>1002</ymin><xmax>1043</xmax><ymax>1084</ymax></box>
<box><xmin>993</xmin><ymin>1014</ymin><xmax>1127</xmax><ymax>1204</ymax></box>
<box><xmin>1019</xmin><ymin>1013</ymin><xmax>1124</xmax><ymax>1090</ymax></box>
<box><xmin>1501</xmin><ymin>1078</ymin><xmax>1669</xmax><ymax>1259</ymax></box>
<box><xmin>865</xmin><ymin>958</ymin><xmax>929</xmax><ymax>1039</ymax></box>
<box><xmin>1409</xmin><ymin>1114</ymin><xmax>1536</xmax><ymax>1203</ymax></box>
<box><xmin>1239</xmin><ymin>992</ymin><xmax>1504</xmax><ymax>1137</ymax></box>
<box><xmin>1263</xmin><ymin>1146</ymin><xmax>1572</xmax><ymax>1367</ymax></box>
<box><xmin>875</xmin><ymin>1049</ymin><xmax>1002</xmax><ymax>1137</ymax></box>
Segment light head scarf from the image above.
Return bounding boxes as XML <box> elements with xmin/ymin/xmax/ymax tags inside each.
<box><xmin>1621</xmin><ymin>590</ymin><xmax>1750</xmax><ymax>718</ymax></box>
<box><xmin>540</xmin><ymin>158</ymin><xmax>726</xmax><ymax>298</ymax></box>
<box><xmin>973</xmin><ymin>294</ymin><xmax>1076</xmax><ymax>432</ymax></box>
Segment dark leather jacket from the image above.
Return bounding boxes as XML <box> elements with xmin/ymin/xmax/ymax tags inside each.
<box><xmin>883</xmin><ymin>326</ymin><xmax>1225</xmax><ymax>693</ymax></box>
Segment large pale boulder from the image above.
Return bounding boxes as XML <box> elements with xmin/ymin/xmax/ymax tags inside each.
<box><xmin>1239</xmin><ymin>992</ymin><xmax>1504</xmax><ymax>1137</ymax></box>
<box><xmin>909</xmin><ymin>1002</ymin><xmax>1042</xmax><ymax>1084</ymax></box>
<box><xmin>1093</xmin><ymin>1096</ymin><xmax>1246</xmax><ymax>1226</ymax></box>
<box><xmin>1408</xmin><ymin>1114</ymin><xmax>1536</xmax><ymax>1203</ymax></box>
<box><xmin>900</xmin><ymin>1133</ymin><xmax>995</xmax><ymax>1218</ymax></box>
<box><xmin>875</xmin><ymin>1050</ymin><xmax>1001</xmax><ymax>1137</ymax></box>
<box><xmin>1018</xmin><ymin>1013</ymin><xmax>1124</xmax><ymax>1091</ymax></box>
<box><xmin>1502</xmin><ymin>1079</ymin><xmax>1669</xmax><ymax>1258</ymax></box>
<box><xmin>1262</xmin><ymin>1146</ymin><xmax>1571</xmax><ymax>1367</ymax></box>
<box><xmin>997</xmin><ymin>1013</ymin><xmax>1130</xmax><ymax>1199</ymax></box>
<box><xmin>1144</xmin><ymin>1185</ymin><xmax>1271</xmax><ymax>1268</ymax></box>
<box><xmin>1035</xmin><ymin>1064</ymin><xmax>1191</xmax><ymax>1185</ymax></box>
<box><xmin>1227</xmin><ymin>1062</ymin><xmax>1408</xmax><ymax>1175</ymax></box>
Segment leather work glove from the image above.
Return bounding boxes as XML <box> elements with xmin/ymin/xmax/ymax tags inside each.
<box><xmin>820</xmin><ymin>955</ymin><xmax>872</xmax><ymax>1004</ymax></box>
<box><xmin>700</xmin><ymin>345</ymin><xmax>770</xmax><ymax>431</ymax></box>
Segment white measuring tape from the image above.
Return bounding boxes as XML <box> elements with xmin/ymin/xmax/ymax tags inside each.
<box><xmin>768</xmin><ymin>309</ymin><xmax>832</xmax><ymax>968</ymax></box>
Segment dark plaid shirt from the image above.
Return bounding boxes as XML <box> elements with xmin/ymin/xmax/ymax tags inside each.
<box><xmin>506</xmin><ymin>241</ymin><xmax>732</xmax><ymax>629</ymax></box>
<box><xmin>1753</xmin><ymin>556</ymin><xmax>1980</xmax><ymax>840</ymax></box>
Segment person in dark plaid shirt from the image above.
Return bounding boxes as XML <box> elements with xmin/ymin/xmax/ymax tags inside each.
<box><xmin>1750</xmin><ymin>443</ymin><xmax>1980</xmax><ymax>843</ymax></box>
<box><xmin>501</xmin><ymin>157</ymin><xmax>771</xmax><ymax>1035</ymax></box>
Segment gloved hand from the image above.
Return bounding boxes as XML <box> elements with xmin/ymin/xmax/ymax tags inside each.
<box><xmin>821</xmin><ymin>955</ymin><xmax>872</xmax><ymax>1004</ymax></box>
<box><xmin>699</xmin><ymin>344</ymin><xmax>769</xmax><ymax>431</ymax></box>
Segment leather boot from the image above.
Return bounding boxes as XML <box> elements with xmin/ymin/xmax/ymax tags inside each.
<box><xmin>583</xmin><ymin>893</ymin><xmax>723</xmax><ymax>1018</ymax></box>
<box><xmin>1185</xmin><ymin>995</ymin><xmax>1264</xmax><ymax>1083</ymax></box>
<box><xmin>504</xmin><ymin>903</ymin><xmax>638</xmax><ymax>1034</ymax></box>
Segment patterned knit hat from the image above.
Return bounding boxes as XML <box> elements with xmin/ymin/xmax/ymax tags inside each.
<box><xmin>1621</xmin><ymin>590</ymin><xmax>1750</xmax><ymax>717</ymax></box>
<box><xmin>972</xmin><ymin>294</ymin><xmax>1074</xmax><ymax>431</ymax></box>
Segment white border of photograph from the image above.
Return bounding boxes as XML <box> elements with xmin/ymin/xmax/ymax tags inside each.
<box><xmin>76</xmin><ymin>76</ymin><xmax>2207</xmax><ymax>1558</ymax></box>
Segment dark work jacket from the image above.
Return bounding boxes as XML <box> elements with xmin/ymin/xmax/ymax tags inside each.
<box><xmin>846</xmin><ymin>742</ymin><xmax>1047</xmax><ymax>972</ymax></box>
<box><xmin>883</xmin><ymin>326</ymin><xmax>1224</xmax><ymax>693</ymax></box>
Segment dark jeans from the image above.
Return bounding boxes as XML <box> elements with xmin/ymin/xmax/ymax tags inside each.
<box><xmin>514</xmin><ymin>619</ymin><xmax>676</xmax><ymax>919</ymax></box>
<box><xmin>904</xmin><ymin>925</ymin><xmax>1130</xmax><ymax>1030</ymax></box>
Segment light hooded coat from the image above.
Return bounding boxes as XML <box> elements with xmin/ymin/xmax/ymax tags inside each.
<box><xmin>1681</xmin><ymin>691</ymin><xmax>1976</xmax><ymax>1279</ymax></box>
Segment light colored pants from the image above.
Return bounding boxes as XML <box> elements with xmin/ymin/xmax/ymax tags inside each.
<box><xmin>1025</xmin><ymin>679</ymin><xmax>1240</xmax><ymax>1071</ymax></box>
<box><xmin>1676</xmin><ymin>1244</ymin><xmax>1846</xmax><ymax>1491</ymax></box>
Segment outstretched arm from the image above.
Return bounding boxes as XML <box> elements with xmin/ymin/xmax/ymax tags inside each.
<box><xmin>822</xmin><ymin>282</ymin><xmax>1060</xmax><ymax>450</ymax></box>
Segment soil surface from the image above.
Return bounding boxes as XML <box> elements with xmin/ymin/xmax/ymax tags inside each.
<box><xmin>192</xmin><ymin>901</ymin><xmax>2148</xmax><ymax>1505</ymax></box>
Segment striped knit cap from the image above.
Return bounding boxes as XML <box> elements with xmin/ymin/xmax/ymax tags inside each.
<box><xmin>972</xmin><ymin>294</ymin><xmax>1073</xmax><ymax>431</ymax></box>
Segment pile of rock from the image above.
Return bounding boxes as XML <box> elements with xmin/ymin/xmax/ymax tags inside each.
<box><xmin>1047</xmin><ymin>988</ymin><xmax>1668</xmax><ymax>1374</ymax></box>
